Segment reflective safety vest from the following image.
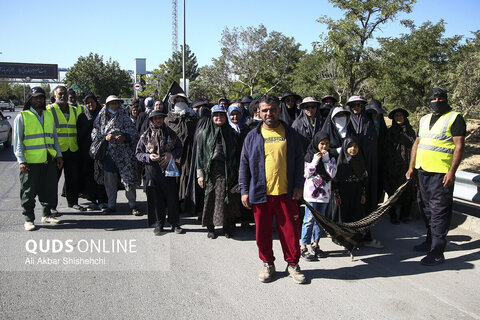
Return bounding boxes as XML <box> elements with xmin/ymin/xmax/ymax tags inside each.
<box><xmin>21</xmin><ymin>110</ymin><xmax>57</xmax><ymax>163</ymax></box>
<box><xmin>47</xmin><ymin>104</ymin><xmax>79</xmax><ymax>152</ymax></box>
<box><xmin>75</xmin><ymin>104</ymin><xmax>86</xmax><ymax>113</ymax></box>
<box><xmin>415</xmin><ymin>110</ymin><xmax>461</xmax><ymax>173</ymax></box>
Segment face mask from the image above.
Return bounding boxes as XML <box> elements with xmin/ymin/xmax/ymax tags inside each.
<box><xmin>429</xmin><ymin>101</ymin><xmax>449</xmax><ymax>115</ymax></box>
<box><xmin>174</xmin><ymin>102</ymin><xmax>188</xmax><ymax>111</ymax></box>
<box><xmin>108</xmin><ymin>107</ymin><xmax>117</xmax><ymax>115</ymax></box>
<box><xmin>334</xmin><ymin>115</ymin><xmax>348</xmax><ymax>138</ymax></box>
<box><xmin>334</xmin><ymin>115</ymin><xmax>347</xmax><ymax>127</ymax></box>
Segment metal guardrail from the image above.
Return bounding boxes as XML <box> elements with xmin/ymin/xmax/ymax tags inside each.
<box><xmin>454</xmin><ymin>171</ymin><xmax>480</xmax><ymax>204</ymax></box>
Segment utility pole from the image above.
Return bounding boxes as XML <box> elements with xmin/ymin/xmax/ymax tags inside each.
<box><xmin>172</xmin><ymin>0</ymin><xmax>178</xmax><ymax>54</ymax></box>
<box><xmin>182</xmin><ymin>0</ymin><xmax>186</xmax><ymax>91</ymax></box>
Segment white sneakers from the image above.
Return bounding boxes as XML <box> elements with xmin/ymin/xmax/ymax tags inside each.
<box><xmin>24</xmin><ymin>221</ymin><xmax>35</xmax><ymax>231</ymax></box>
<box><xmin>24</xmin><ymin>216</ymin><xmax>60</xmax><ymax>231</ymax></box>
<box><xmin>41</xmin><ymin>216</ymin><xmax>60</xmax><ymax>224</ymax></box>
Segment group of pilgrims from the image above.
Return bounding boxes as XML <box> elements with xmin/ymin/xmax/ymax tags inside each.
<box><xmin>76</xmin><ymin>88</ymin><xmax>416</xmax><ymax>258</ymax></box>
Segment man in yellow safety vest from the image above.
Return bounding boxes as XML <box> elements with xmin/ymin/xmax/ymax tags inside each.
<box><xmin>13</xmin><ymin>87</ymin><xmax>64</xmax><ymax>231</ymax></box>
<box><xmin>406</xmin><ymin>88</ymin><xmax>466</xmax><ymax>266</ymax></box>
<box><xmin>48</xmin><ymin>86</ymin><xmax>86</xmax><ymax>213</ymax></box>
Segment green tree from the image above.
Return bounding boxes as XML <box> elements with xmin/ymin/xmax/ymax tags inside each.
<box><xmin>145</xmin><ymin>45</ymin><xmax>199</xmax><ymax>98</ymax></box>
<box><xmin>447</xmin><ymin>31</ymin><xmax>480</xmax><ymax>118</ymax></box>
<box><xmin>11</xmin><ymin>84</ymin><xmax>30</xmax><ymax>105</ymax></box>
<box><xmin>375</xmin><ymin>20</ymin><xmax>460</xmax><ymax>116</ymax></box>
<box><xmin>189</xmin><ymin>55</ymin><xmax>232</xmax><ymax>101</ymax></box>
<box><xmin>292</xmin><ymin>44</ymin><xmax>342</xmax><ymax>101</ymax></box>
<box><xmin>220</xmin><ymin>24</ymin><xmax>302</xmax><ymax>95</ymax></box>
<box><xmin>40</xmin><ymin>83</ymin><xmax>51</xmax><ymax>102</ymax></box>
<box><xmin>65</xmin><ymin>53</ymin><xmax>133</xmax><ymax>101</ymax></box>
<box><xmin>0</xmin><ymin>82</ymin><xmax>10</xmax><ymax>100</ymax></box>
<box><xmin>318</xmin><ymin>0</ymin><xmax>416</xmax><ymax>99</ymax></box>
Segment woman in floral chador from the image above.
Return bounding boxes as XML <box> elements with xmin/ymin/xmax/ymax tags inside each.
<box><xmin>91</xmin><ymin>95</ymin><xmax>141</xmax><ymax>215</ymax></box>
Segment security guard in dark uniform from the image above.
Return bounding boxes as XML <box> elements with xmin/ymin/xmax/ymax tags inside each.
<box><xmin>406</xmin><ymin>88</ymin><xmax>466</xmax><ymax>265</ymax></box>
<box><xmin>13</xmin><ymin>87</ymin><xmax>64</xmax><ymax>231</ymax></box>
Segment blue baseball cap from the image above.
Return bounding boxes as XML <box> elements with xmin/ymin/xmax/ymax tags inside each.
<box><xmin>211</xmin><ymin>104</ymin><xmax>227</xmax><ymax>114</ymax></box>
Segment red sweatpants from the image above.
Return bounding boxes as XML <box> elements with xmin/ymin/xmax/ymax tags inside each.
<box><xmin>253</xmin><ymin>194</ymin><xmax>301</xmax><ymax>266</ymax></box>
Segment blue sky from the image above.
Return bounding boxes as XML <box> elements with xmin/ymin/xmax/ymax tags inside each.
<box><xmin>1</xmin><ymin>0</ymin><xmax>480</xmax><ymax>72</ymax></box>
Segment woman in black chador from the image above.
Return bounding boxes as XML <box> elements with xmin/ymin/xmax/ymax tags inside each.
<box><xmin>330</xmin><ymin>137</ymin><xmax>367</xmax><ymax>223</ymax></box>
<box><xmin>384</xmin><ymin>108</ymin><xmax>416</xmax><ymax>223</ymax></box>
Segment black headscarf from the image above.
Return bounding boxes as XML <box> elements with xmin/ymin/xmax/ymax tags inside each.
<box><xmin>304</xmin><ymin>130</ymin><xmax>333</xmax><ymax>183</ymax></box>
<box><xmin>278</xmin><ymin>100</ymin><xmax>300</xmax><ymax>126</ymax></box>
<box><xmin>291</xmin><ymin>107</ymin><xmax>322</xmax><ymax>154</ymax></box>
<box><xmin>336</xmin><ymin>136</ymin><xmax>367</xmax><ymax>181</ymax></box>
<box><xmin>320</xmin><ymin>106</ymin><xmax>356</xmax><ymax>159</ymax></box>
<box><xmin>387</xmin><ymin>110</ymin><xmax>416</xmax><ymax>159</ymax></box>
<box><xmin>248</xmin><ymin>99</ymin><xmax>259</xmax><ymax>118</ymax></box>
<box><xmin>83</xmin><ymin>93</ymin><xmax>101</xmax><ymax>121</ymax></box>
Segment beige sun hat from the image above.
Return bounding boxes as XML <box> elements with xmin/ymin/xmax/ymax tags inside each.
<box><xmin>299</xmin><ymin>96</ymin><xmax>321</xmax><ymax>108</ymax></box>
<box><xmin>105</xmin><ymin>95</ymin><xmax>124</xmax><ymax>105</ymax></box>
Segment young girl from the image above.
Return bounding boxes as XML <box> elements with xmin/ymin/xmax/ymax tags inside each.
<box><xmin>330</xmin><ymin>137</ymin><xmax>367</xmax><ymax>224</ymax></box>
<box><xmin>302</xmin><ymin>131</ymin><xmax>337</xmax><ymax>260</ymax></box>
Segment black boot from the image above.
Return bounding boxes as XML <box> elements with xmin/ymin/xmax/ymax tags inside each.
<box><xmin>153</xmin><ymin>221</ymin><xmax>165</xmax><ymax>236</ymax></box>
<box><xmin>207</xmin><ymin>225</ymin><xmax>216</xmax><ymax>239</ymax></box>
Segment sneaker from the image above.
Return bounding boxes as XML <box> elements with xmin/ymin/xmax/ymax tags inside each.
<box><xmin>41</xmin><ymin>216</ymin><xmax>60</xmax><ymax>224</ymax></box>
<box><xmin>102</xmin><ymin>207</ymin><xmax>116</xmax><ymax>215</ymax></box>
<box><xmin>301</xmin><ymin>248</ymin><xmax>317</xmax><ymax>261</ymax></box>
<box><xmin>421</xmin><ymin>252</ymin><xmax>445</xmax><ymax>266</ymax></box>
<box><xmin>413</xmin><ymin>241</ymin><xmax>431</xmax><ymax>252</ymax></box>
<box><xmin>87</xmin><ymin>203</ymin><xmax>99</xmax><ymax>211</ymax></box>
<box><xmin>24</xmin><ymin>221</ymin><xmax>35</xmax><ymax>231</ymax></box>
<box><xmin>286</xmin><ymin>264</ymin><xmax>306</xmax><ymax>284</ymax></box>
<box><xmin>98</xmin><ymin>203</ymin><xmax>108</xmax><ymax>210</ymax></box>
<box><xmin>51</xmin><ymin>209</ymin><xmax>61</xmax><ymax>217</ymax></box>
<box><xmin>311</xmin><ymin>245</ymin><xmax>328</xmax><ymax>259</ymax></box>
<box><xmin>172</xmin><ymin>225</ymin><xmax>185</xmax><ymax>234</ymax></box>
<box><xmin>70</xmin><ymin>204</ymin><xmax>87</xmax><ymax>211</ymax></box>
<box><xmin>132</xmin><ymin>208</ymin><xmax>142</xmax><ymax>216</ymax></box>
<box><xmin>258</xmin><ymin>263</ymin><xmax>275</xmax><ymax>283</ymax></box>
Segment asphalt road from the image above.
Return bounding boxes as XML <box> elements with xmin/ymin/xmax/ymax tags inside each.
<box><xmin>1</xmin><ymin>109</ymin><xmax>480</xmax><ymax>320</ymax></box>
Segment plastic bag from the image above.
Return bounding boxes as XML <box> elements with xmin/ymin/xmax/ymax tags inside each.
<box><xmin>165</xmin><ymin>156</ymin><xmax>180</xmax><ymax>177</ymax></box>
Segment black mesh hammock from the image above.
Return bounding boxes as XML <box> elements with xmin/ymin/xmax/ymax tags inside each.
<box><xmin>300</xmin><ymin>179</ymin><xmax>411</xmax><ymax>257</ymax></box>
